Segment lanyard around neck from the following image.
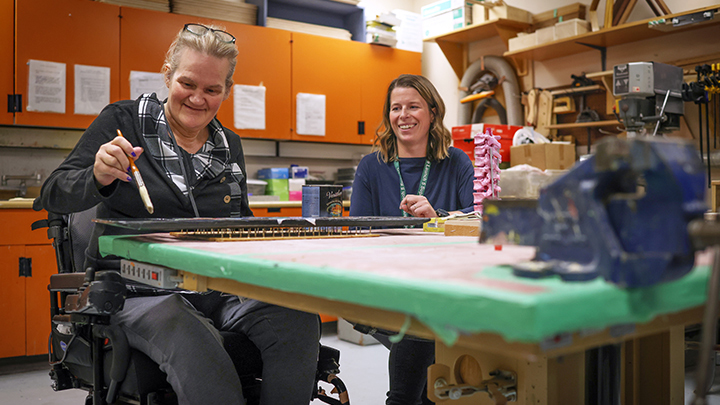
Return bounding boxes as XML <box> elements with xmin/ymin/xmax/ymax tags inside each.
<box><xmin>394</xmin><ymin>159</ymin><xmax>431</xmax><ymax>217</ymax></box>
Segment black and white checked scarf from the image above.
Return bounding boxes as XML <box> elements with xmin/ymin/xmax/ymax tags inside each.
<box><xmin>137</xmin><ymin>94</ymin><xmax>245</xmax><ymax>215</ymax></box>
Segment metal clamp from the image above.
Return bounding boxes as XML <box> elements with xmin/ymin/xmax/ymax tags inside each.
<box><xmin>433</xmin><ymin>369</ymin><xmax>517</xmax><ymax>404</ymax></box>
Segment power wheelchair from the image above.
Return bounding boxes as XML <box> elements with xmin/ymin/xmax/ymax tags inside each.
<box><xmin>35</xmin><ymin>206</ymin><xmax>349</xmax><ymax>405</ymax></box>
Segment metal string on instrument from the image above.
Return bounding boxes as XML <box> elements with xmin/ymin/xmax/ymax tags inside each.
<box><xmin>169</xmin><ymin>226</ymin><xmax>377</xmax><ymax>241</ymax></box>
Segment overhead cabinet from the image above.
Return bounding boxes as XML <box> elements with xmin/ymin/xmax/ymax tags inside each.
<box><xmin>358</xmin><ymin>44</ymin><xmax>423</xmax><ymax>145</ymax></box>
<box><xmin>291</xmin><ymin>33</ymin><xmax>365</xmax><ymax>144</ymax></box>
<box><xmin>119</xmin><ymin>7</ymin><xmax>293</xmax><ymax>141</ymax></box>
<box><xmin>7</xmin><ymin>0</ymin><xmax>420</xmax><ymax>146</ymax></box>
<box><xmin>15</xmin><ymin>0</ymin><xmax>121</xmax><ymax>129</ymax></box>
<box><xmin>291</xmin><ymin>33</ymin><xmax>421</xmax><ymax>145</ymax></box>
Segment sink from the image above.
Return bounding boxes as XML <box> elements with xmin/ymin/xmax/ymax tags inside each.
<box><xmin>0</xmin><ymin>186</ymin><xmax>41</xmax><ymax>199</ymax></box>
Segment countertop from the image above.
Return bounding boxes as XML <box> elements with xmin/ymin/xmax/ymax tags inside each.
<box><xmin>0</xmin><ymin>198</ymin><xmax>350</xmax><ymax>210</ymax></box>
<box><xmin>0</xmin><ymin>198</ymin><xmax>36</xmax><ymax>209</ymax></box>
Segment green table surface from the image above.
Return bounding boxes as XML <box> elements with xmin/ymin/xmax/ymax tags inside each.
<box><xmin>99</xmin><ymin>229</ymin><xmax>710</xmax><ymax>346</ymax></box>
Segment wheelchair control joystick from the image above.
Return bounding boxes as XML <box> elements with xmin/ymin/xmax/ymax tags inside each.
<box><xmin>65</xmin><ymin>270</ymin><xmax>127</xmax><ymax>316</ymax></box>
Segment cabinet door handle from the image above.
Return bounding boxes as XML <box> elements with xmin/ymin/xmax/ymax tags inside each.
<box><xmin>19</xmin><ymin>257</ymin><xmax>32</xmax><ymax>277</ymax></box>
<box><xmin>7</xmin><ymin>94</ymin><xmax>22</xmax><ymax>113</ymax></box>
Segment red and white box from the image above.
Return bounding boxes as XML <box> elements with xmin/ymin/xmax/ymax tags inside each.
<box><xmin>452</xmin><ymin>123</ymin><xmax>522</xmax><ymax>165</ymax></box>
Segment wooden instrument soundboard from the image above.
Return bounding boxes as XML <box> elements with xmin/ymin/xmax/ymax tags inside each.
<box><xmin>94</xmin><ymin>216</ymin><xmax>430</xmax><ymax>241</ymax></box>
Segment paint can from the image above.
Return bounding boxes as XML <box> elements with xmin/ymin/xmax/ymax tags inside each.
<box><xmin>302</xmin><ymin>184</ymin><xmax>343</xmax><ymax>217</ymax></box>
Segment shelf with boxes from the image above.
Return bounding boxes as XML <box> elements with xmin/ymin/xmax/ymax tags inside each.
<box><xmin>504</xmin><ymin>5</ymin><xmax>720</xmax><ymax>63</ymax></box>
<box><xmin>251</xmin><ymin>0</ymin><xmax>366</xmax><ymax>41</ymax></box>
<box><xmin>428</xmin><ymin>4</ymin><xmax>720</xmax><ymax>80</ymax></box>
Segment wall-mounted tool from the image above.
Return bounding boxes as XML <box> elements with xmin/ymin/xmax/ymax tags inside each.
<box><xmin>552</xmin><ymin>96</ymin><xmax>576</xmax><ymax>114</ymax></box>
<box><xmin>682</xmin><ymin>63</ymin><xmax>720</xmax><ymax>188</ymax></box>
<box><xmin>612</xmin><ymin>61</ymin><xmax>684</xmax><ymax>137</ymax></box>
<box><xmin>459</xmin><ymin>56</ymin><xmax>523</xmax><ymax>127</ymax></box>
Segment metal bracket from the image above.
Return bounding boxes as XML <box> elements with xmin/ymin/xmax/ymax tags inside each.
<box><xmin>576</xmin><ymin>42</ymin><xmax>607</xmax><ymax>72</ymax></box>
<box><xmin>433</xmin><ymin>369</ymin><xmax>517</xmax><ymax>404</ymax></box>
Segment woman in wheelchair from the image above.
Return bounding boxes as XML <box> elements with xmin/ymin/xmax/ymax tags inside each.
<box><xmin>34</xmin><ymin>23</ymin><xmax>321</xmax><ymax>405</ymax></box>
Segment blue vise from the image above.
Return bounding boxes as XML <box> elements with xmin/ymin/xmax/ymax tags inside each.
<box><xmin>481</xmin><ymin>137</ymin><xmax>707</xmax><ymax>288</ymax></box>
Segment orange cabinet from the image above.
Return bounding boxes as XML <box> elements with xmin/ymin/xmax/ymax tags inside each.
<box><xmin>358</xmin><ymin>46</ymin><xmax>422</xmax><ymax>145</ymax></box>
<box><xmin>221</xmin><ymin>23</ymin><xmax>292</xmax><ymax>141</ymax></box>
<box><xmin>0</xmin><ymin>209</ymin><xmax>55</xmax><ymax>359</ymax></box>
<box><xmin>8</xmin><ymin>0</ymin><xmax>419</xmax><ymax>145</ymax></box>
<box><xmin>119</xmin><ymin>7</ymin><xmax>292</xmax><ymax>140</ymax></box>
<box><xmin>1</xmin><ymin>0</ymin><xmax>14</xmax><ymax>125</ymax></box>
<box><xmin>15</xmin><ymin>0</ymin><xmax>121</xmax><ymax>128</ymax></box>
<box><xmin>291</xmin><ymin>33</ymin><xmax>365</xmax><ymax>144</ymax></box>
<box><xmin>291</xmin><ymin>33</ymin><xmax>421</xmax><ymax>145</ymax></box>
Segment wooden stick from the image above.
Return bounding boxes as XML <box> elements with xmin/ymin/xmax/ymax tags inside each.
<box><xmin>645</xmin><ymin>0</ymin><xmax>661</xmax><ymax>16</ymax></box>
<box><xmin>604</xmin><ymin>0</ymin><xmax>615</xmax><ymax>28</ymax></box>
<box><xmin>653</xmin><ymin>0</ymin><xmax>672</xmax><ymax>15</ymax></box>
<box><xmin>613</xmin><ymin>0</ymin><xmax>630</xmax><ymax>26</ymax></box>
<box><xmin>613</xmin><ymin>0</ymin><xmax>628</xmax><ymax>27</ymax></box>
<box><xmin>618</xmin><ymin>0</ymin><xmax>638</xmax><ymax>25</ymax></box>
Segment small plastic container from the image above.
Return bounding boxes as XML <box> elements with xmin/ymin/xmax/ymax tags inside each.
<box><xmin>246</xmin><ymin>179</ymin><xmax>267</xmax><ymax>196</ymax></box>
<box><xmin>528</xmin><ymin>170</ymin><xmax>567</xmax><ymax>196</ymax></box>
<box><xmin>498</xmin><ymin>170</ymin><xmax>532</xmax><ymax>198</ymax></box>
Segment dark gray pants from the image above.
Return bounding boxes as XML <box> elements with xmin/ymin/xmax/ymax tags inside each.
<box><xmin>374</xmin><ymin>333</ymin><xmax>435</xmax><ymax>405</ymax></box>
<box><xmin>113</xmin><ymin>292</ymin><xmax>320</xmax><ymax>405</ymax></box>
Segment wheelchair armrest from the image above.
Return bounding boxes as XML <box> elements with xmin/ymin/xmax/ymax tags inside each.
<box><xmin>64</xmin><ymin>271</ymin><xmax>126</xmax><ymax>316</ymax></box>
<box><xmin>49</xmin><ymin>273</ymin><xmax>86</xmax><ymax>292</ymax></box>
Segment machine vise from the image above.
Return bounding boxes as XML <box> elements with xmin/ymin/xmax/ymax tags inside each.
<box><xmin>481</xmin><ymin>136</ymin><xmax>706</xmax><ymax>288</ymax></box>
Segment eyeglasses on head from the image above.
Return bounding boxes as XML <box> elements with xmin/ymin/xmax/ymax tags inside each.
<box><xmin>183</xmin><ymin>23</ymin><xmax>236</xmax><ymax>44</ymax></box>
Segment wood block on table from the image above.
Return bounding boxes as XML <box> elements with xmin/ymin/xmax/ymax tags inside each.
<box><xmin>444</xmin><ymin>219</ymin><xmax>481</xmax><ymax>237</ymax></box>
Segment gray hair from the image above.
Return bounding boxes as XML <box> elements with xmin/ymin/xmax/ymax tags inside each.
<box><xmin>163</xmin><ymin>24</ymin><xmax>239</xmax><ymax>93</ymax></box>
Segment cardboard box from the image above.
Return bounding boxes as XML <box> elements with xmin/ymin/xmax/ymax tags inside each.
<box><xmin>422</xmin><ymin>5</ymin><xmax>472</xmax><ymax>38</ymax></box>
<box><xmin>510</xmin><ymin>143</ymin><xmax>576</xmax><ymax>170</ymax></box>
<box><xmin>553</xmin><ymin>18</ymin><xmax>589</xmax><ymax>40</ymax></box>
<box><xmin>488</xmin><ymin>4</ymin><xmax>531</xmax><ymax>23</ymax></box>
<box><xmin>508</xmin><ymin>32</ymin><xmax>536</xmax><ymax>52</ymax></box>
<box><xmin>421</xmin><ymin>0</ymin><xmax>471</xmax><ymax>19</ymax></box>
<box><xmin>257</xmin><ymin>167</ymin><xmax>289</xmax><ymax>179</ymax></box>
<box><xmin>473</xmin><ymin>4</ymin><xmax>531</xmax><ymax>24</ymax></box>
<box><xmin>535</xmin><ymin>25</ymin><xmax>555</xmax><ymax>45</ymax></box>
<box><xmin>532</xmin><ymin>2</ymin><xmax>586</xmax><ymax>29</ymax></box>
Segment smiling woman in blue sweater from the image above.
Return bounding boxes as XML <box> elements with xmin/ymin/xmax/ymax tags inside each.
<box><xmin>351</xmin><ymin>75</ymin><xmax>474</xmax><ymax>220</ymax></box>
<box><xmin>350</xmin><ymin>74</ymin><xmax>475</xmax><ymax>405</ymax></box>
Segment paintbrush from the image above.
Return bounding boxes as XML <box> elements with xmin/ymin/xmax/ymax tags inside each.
<box><xmin>116</xmin><ymin>129</ymin><xmax>154</xmax><ymax>214</ymax></box>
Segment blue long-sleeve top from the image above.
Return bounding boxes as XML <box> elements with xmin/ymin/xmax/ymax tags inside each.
<box><xmin>350</xmin><ymin>147</ymin><xmax>475</xmax><ymax>217</ymax></box>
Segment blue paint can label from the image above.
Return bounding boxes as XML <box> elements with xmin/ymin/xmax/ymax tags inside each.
<box><xmin>302</xmin><ymin>184</ymin><xmax>343</xmax><ymax>217</ymax></box>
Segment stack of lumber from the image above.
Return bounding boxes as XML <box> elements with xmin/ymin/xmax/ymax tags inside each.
<box><xmin>532</xmin><ymin>2</ymin><xmax>586</xmax><ymax>29</ymax></box>
<box><xmin>95</xmin><ymin>0</ymin><xmax>170</xmax><ymax>12</ymax></box>
<box><xmin>267</xmin><ymin>17</ymin><xmax>352</xmax><ymax>41</ymax></box>
<box><xmin>172</xmin><ymin>0</ymin><xmax>257</xmax><ymax>25</ymax></box>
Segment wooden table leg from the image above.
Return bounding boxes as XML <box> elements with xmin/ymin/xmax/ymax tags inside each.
<box><xmin>622</xmin><ymin>326</ymin><xmax>685</xmax><ymax>405</ymax></box>
<box><xmin>710</xmin><ymin>180</ymin><xmax>720</xmax><ymax>211</ymax></box>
